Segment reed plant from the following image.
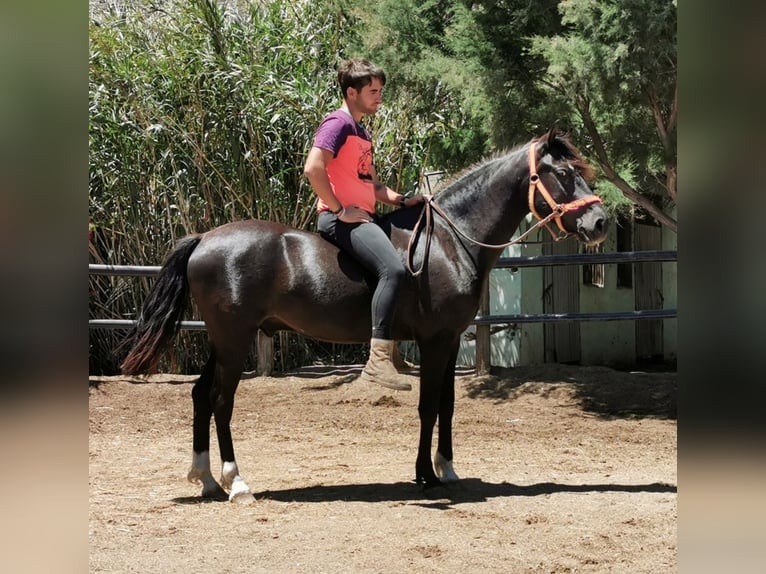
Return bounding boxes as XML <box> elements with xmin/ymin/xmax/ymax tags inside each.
<box><xmin>89</xmin><ymin>0</ymin><xmax>437</xmax><ymax>373</ymax></box>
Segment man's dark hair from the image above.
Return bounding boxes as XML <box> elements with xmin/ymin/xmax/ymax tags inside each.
<box><xmin>336</xmin><ymin>58</ymin><xmax>386</xmax><ymax>99</ymax></box>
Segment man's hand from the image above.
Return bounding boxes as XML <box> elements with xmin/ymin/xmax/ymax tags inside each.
<box><xmin>338</xmin><ymin>205</ymin><xmax>373</xmax><ymax>223</ymax></box>
<box><xmin>403</xmin><ymin>194</ymin><xmax>432</xmax><ymax>207</ymax></box>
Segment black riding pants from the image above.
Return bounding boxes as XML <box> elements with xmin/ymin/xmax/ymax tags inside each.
<box><xmin>317</xmin><ymin>211</ymin><xmax>405</xmax><ymax>340</ymax></box>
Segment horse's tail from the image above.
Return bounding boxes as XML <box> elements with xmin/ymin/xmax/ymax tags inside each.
<box><xmin>119</xmin><ymin>235</ymin><xmax>202</xmax><ymax>375</ymax></box>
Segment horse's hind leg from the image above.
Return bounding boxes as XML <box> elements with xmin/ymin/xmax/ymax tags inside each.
<box><xmin>208</xmin><ymin>334</ymin><xmax>255</xmax><ymax>503</ymax></box>
<box><xmin>187</xmin><ymin>354</ymin><xmax>228</xmax><ymax>499</ymax></box>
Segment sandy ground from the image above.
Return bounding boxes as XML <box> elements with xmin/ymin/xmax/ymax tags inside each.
<box><xmin>89</xmin><ymin>363</ymin><xmax>676</xmax><ymax>573</ymax></box>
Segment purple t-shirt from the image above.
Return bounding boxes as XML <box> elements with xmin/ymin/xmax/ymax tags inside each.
<box><xmin>313</xmin><ymin>109</ymin><xmax>372</xmax><ymax>156</ymax></box>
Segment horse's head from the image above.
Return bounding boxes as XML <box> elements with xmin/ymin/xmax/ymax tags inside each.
<box><xmin>528</xmin><ymin>129</ymin><xmax>608</xmax><ymax>246</ymax></box>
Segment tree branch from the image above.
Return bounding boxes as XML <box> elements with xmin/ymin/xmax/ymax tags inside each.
<box><xmin>647</xmin><ymin>88</ymin><xmax>668</xmax><ymax>147</ymax></box>
<box><xmin>668</xmin><ymin>82</ymin><xmax>677</xmax><ymax>134</ymax></box>
<box><xmin>646</xmin><ymin>84</ymin><xmax>678</xmax><ymax>203</ymax></box>
<box><xmin>577</xmin><ymin>96</ymin><xmax>677</xmax><ymax>232</ymax></box>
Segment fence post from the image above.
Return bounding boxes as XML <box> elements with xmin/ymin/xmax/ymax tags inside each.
<box><xmin>475</xmin><ymin>281</ymin><xmax>491</xmax><ymax>375</ymax></box>
<box><xmin>256</xmin><ymin>331</ymin><xmax>274</xmax><ymax>376</ymax></box>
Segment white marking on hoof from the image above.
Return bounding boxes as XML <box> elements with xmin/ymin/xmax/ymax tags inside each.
<box><xmin>221</xmin><ymin>461</ymin><xmax>253</xmax><ymax>502</ymax></box>
<box><xmin>188</xmin><ymin>451</ymin><xmax>225</xmax><ymax>498</ymax></box>
<box><xmin>434</xmin><ymin>451</ymin><xmax>460</xmax><ymax>482</ymax></box>
<box><xmin>229</xmin><ymin>479</ymin><xmax>255</xmax><ymax>504</ymax></box>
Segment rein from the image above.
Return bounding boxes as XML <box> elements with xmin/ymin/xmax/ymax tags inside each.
<box><xmin>406</xmin><ymin>142</ymin><xmax>602</xmax><ymax>277</ymax></box>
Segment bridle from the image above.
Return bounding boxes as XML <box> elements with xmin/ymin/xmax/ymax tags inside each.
<box><xmin>406</xmin><ymin>141</ymin><xmax>603</xmax><ymax>276</ymax></box>
<box><xmin>526</xmin><ymin>142</ymin><xmax>602</xmax><ymax>240</ymax></box>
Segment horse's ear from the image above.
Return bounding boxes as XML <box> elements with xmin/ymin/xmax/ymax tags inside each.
<box><xmin>534</xmin><ymin>127</ymin><xmax>558</xmax><ymax>157</ymax></box>
<box><xmin>545</xmin><ymin>127</ymin><xmax>558</xmax><ymax>145</ymax></box>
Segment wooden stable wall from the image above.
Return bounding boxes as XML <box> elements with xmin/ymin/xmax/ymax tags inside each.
<box><xmin>543</xmin><ymin>236</ymin><xmax>581</xmax><ymax>364</ymax></box>
<box><xmin>635</xmin><ymin>222</ymin><xmax>664</xmax><ymax>359</ymax></box>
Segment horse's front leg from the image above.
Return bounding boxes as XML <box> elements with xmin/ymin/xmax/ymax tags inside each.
<box><xmin>415</xmin><ymin>404</ymin><xmax>439</xmax><ymax>486</ymax></box>
<box><xmin>414</xmin><ymin>339</ymin><xmax>451</xmax><ymax>487</ymax></box>
<box><xmin>187</xmin><ymin>355</ymin><xmax>228</xmax><ymax>499</ymax></box>
<box><xmin>434</xmin><ymin>342</ymin><xmax>460</xmax><ymax>483</ymax></box>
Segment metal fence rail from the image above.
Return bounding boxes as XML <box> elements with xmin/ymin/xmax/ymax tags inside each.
<box><xmin>492</xmin><ymin>250</ymin><xmax>678</xmax><ymax>269</ymax></box>
<box><xmin>89</xmin><ymin>318</ymin><xmax>207</xmax><ymax>330</ymax></box>
<box><xmin>473</xmin><ymin>308</ymin><xmax>677</xmax><ymax>324</ymax></box>
<box><xmin>89</xmin><ymin>264</ymin><xmax>161</xmax><ymax>277</ymax></box>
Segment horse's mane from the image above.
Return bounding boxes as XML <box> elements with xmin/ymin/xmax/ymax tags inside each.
<box><xmin>429</xmin><ymin>149</ymin><xmax>518</xmax><ymax>195</ymax></box>
<box><xmin>430</xmin><ymin>132</ymin><xmax>595</xmax><ymax>195</ymax></box>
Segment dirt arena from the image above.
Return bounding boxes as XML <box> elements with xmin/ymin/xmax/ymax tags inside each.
<box><xmin>89</xmin><ymin>363</ymin><xmax>676</xmax><ymax>573</ymax></box>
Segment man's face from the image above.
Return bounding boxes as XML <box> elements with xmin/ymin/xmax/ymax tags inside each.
<box><xmin>350</xmin><ymin>78</ymin><xmax>384</xmax><ymax>116</ymax></box>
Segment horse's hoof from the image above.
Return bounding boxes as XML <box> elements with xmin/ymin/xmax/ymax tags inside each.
<box><xmin>228</xmin><ymin>478</ymin><xmax>254</xmax><ymax>503</ymax></box>
<box><xmin>229</xmin><ymin>490</ymin><xmax>255</xmax><ymax>504</ymax></box>
<box><xmin>434</xmin><ymin>452</ymin><xmax>460</xmax><ymax>483</ymax></box>
<box><xmin>416</xmin><ymin>475</ymin><xmax>443</xmax><ymax>489</ymax></box>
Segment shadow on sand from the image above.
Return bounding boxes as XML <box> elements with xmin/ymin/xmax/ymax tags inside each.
<box><xmin>172</xmin><ymin>477</ymin><xmax>676</xmax><ymax>507</ymax></box>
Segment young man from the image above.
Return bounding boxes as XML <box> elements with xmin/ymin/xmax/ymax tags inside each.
<box><xmin>303</xmin><ymin>58</ymin><xmax>425</xmax><ymax>391</ymax></box>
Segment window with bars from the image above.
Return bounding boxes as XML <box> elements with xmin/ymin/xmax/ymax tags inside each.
<box><xmin>582</xmin><ymin>244</ymin><xmax>605</xmax><ymax>287</ymax></box>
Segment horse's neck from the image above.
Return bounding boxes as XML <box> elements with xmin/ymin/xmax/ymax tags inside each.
<box><xmin>438</xmin><ymin>155</ymin><xmax>529</xmax><ymax>273</ymax></box>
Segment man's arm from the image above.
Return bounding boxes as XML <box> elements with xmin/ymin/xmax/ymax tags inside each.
<box><xmin>304</xmin><ymin>146</ymin><xmax>372</xmax><ymax>222</ymax></box>
<box><xmin>304</xmin><ymin>147</ymin><xmax>342</xmax><ymax>212</ymax></box>
<box><xmin>370</xmin><ymin>163</ymin><xmax>405</xmax><ymax>206</ymax></box>
<box><xmin>371</xmin><ymin>164</ymin><xmax>426</xmax><ymax>208</ymax></box>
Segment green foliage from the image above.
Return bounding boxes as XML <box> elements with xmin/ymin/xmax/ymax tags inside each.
<box><xmin>349</xmin><ymin>0</ymin><xmax>676</xmax><ymax>222</ymax></box>
<box><xmin>90</xmin><ymin>0</ymin><xmax>344</xmax><ymax>238</ymax></box>
<box><xmin>529</xmin><ymin>0</ymin><xmax>677</xmax><ymax>217</ymax></box>
<box><xmin>346</xmin><ymin>0</ymin><xmax>613</xmax><ymax>170</ymax></box>
<box><xmin>89</xmin><ymin>0</ymin><xmax>352</xmax><ymax>372</ymax></box>
<box><xmin>346</xmin><ymin>0</ymin><xmax>490</xmax><ymax>171</ymax></box>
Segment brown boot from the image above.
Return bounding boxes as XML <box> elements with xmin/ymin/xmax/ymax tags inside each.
<box><xmin>360</xmin><ymin>339</ymin><xmax>412</xmax><ymax>391</ymax></box>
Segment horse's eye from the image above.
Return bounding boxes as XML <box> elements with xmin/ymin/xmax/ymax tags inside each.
<box><xmin>556</xmin><ymin>168</ymin><xmax>568</xmax><ymax>178</ymax></box>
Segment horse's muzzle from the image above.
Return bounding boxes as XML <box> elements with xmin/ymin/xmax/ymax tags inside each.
<box><xmin>576</xmin><ymin>208</ymin><xmax>608</xmax><ymax>246</ymax></box>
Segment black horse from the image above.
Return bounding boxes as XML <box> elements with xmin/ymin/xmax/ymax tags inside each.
<box><xmin>120</xmin><ymin>129</ymin><xmax>608</xmax><ymax>501</ymax></box>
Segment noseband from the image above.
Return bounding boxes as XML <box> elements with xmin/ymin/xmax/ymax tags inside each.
<box><xmin>527</xmin><ymin>142</ymin><xmax>602</xmax><ymax>240</ymax></box>
<box><xmin>406</xmin><ymin>142</ymin><xmax>603</xmax><ymax>276</ymax></box>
